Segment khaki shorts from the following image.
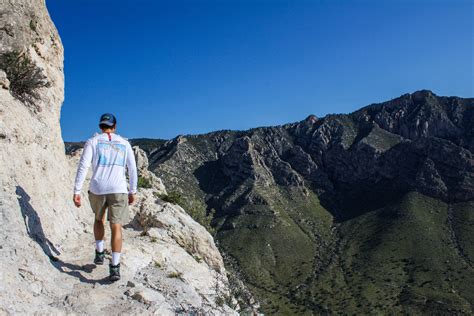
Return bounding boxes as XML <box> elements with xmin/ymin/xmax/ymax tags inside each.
<box><xmin>88</xmin><ymin>191</ymin><xmax>129</xmax><ymax>225</ymax></box>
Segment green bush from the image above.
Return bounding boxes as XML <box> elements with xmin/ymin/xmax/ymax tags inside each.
<box><xmin>137</xmin><ymin>175</ymin><xmax>152</xmax><ymax>189</ymax></box>
<box><xmin>157</xmin><ymin>191</ymin><xmax>183</xmax><ymax>204</ymax></box>
<box><xmin>167</xmin><ymin>271</ymin><xmax>183</xmax><ymax>279</ymax></box>
<box><xmin>0</xmin><ymin>51</ymin><xmax>50</xmax><ymax>108</ymax></box>
<box><xmin>186</xmin><ymin>205</ymin><xmax>215</xmax><ymax>234</ymax></box>
<box><xmin>156</xmin><ymin>191</ymin><xmax>215</xmax><ymax>234</ymax></box>
<box><xmin>215</xmin><ymin>296</ymin><xmax>225</xmax><ymax>307</ymax></box>
<box><xmin>29</xmin><ymin>19</ymin><xmax>37</xmax><ymax>32</ymax></box>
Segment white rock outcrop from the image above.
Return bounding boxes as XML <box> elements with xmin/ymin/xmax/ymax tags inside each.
<box><xmin>133</xmin><ymin>145</ymin><xmax>167</xmax><ymax>195</ymax></box>
<box><xmin>0</xmin><ymin>1</ymin><xmax>238</xmax><ymax>314</ymax></box>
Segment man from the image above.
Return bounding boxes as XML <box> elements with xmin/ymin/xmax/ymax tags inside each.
<box><xmin>73</xmin><ymin>113</ymin><xmax>138</xmax><ymax>281</ymax></box>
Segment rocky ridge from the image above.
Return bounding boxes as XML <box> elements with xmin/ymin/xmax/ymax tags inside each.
<box><xmin>147</xmin><ymin>90</ymin><xmax>473</xmax><ymax>218</ymax></box>
<box><xmin>133</xmin><ymin>90</ymin><xmax>474</xmax><ymax>314</ymax></box>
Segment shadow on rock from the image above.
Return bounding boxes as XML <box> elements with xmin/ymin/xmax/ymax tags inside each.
<box><xmin>16</xmin><ymin>186</ymin><xmax>110</xmax><ymax>285</ymax></box>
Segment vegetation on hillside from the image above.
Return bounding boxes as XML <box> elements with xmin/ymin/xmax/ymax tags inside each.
<box><xmin>0</xmin><ymin>50</ymin><xmax>50</xmax><ymax>109</ymax></box>
<box><xmin>156</xmin><ymin>191</ymin><xmax>215</xmax><ymax>234</ymax></box>
<box><xmin>137</xmin><ymin>175</ymin><xmax>152</xmax><ymax>189</ymax></box>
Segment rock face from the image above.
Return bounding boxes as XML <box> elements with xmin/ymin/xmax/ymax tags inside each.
<box><xmin>133</xmin><ymin>145</ymin><xmax>167</xmax><ymax>195</ymax></box>
<box><xmin>0</xmin><ymin>1</ymin><xmax>240</xmax><ymax>314</ymax></box>
<box><xmin>143</xmin><ymin>91</ymin><xmax>474</xmax><ymax>219</ymax></box>
<box><xmin>133</xmin><ymin>194</ymin><xmax>225</xmax><ymax>273</ymax></box>
<box><xmin>130</xmin><ymin>91</ymin><xmax>474</xmax><ymax>314</ymax></box>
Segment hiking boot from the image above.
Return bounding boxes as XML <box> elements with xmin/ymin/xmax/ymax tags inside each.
<box><xmin>94</xmin><ymin>250</ymin><xmax>105</xmax><ymax>265</ymax></box>
<box><xmin>109</xmin><ymin>263</ymin><xmax>121</xmax><ymax>282</ymax></box>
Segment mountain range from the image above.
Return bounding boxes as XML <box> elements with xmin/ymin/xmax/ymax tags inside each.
<box><xmin>120</xmin><ymin>90</ymin><xmax>473</xmax><ymax>314</ymax></box>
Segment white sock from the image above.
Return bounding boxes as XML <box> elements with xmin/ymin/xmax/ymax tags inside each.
<box><xmin>112</xmin><ymin>252</ymin><xmax>121</xmax><ymax>266</ymax></box>
<box><xmin>95</xmin><ymin>240</ymin><xmax>104</xmax><ymax>252</ymax></box>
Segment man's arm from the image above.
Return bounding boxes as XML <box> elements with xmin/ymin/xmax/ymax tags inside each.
<box><xmin>73</xmin><ymin>140</ymin><xmax>93</xmax><ymax>207</ymax></box>
<box><xmin>126</xmin><ymin>143</ymin><xmax>138</xmax><ymax>203</ymax></box>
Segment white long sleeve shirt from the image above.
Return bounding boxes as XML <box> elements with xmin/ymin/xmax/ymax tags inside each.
<box><xmin>74</xmin><ymin>132</ymin><xmax>138</xmax><ymax>195</ymax></box>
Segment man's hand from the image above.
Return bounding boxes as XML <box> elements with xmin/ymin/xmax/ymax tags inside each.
<box><xmin>73</xmin><ymin>194</ymin><xmax>81</xmax><ymax>208</ymax></box>
<box><xmin>128</xmin><ymin>193</ymin><xmax>136</xmax><ymax>205</ymax></box>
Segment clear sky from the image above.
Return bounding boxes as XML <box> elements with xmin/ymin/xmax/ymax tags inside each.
<box><xmin>47</xmin><ymin>0</ymin><xmax>473</xmax><ymax>141</ymax></box>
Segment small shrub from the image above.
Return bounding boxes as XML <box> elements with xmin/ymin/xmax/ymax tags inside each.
<box><xmin>167</xmin><ymin>271</ymin><xmax>183</xmax><ymax>279</ymax></box>
<box><xmin>157</xmin><ymin>191</ymin><xmax>183</xmax><ymax>205</ymax></box>
<box><xmin>137</xmin><ymin>175</ymin><xmax>152</xmax><ymax>189</ymax></box>
<box><xmin>0</xmin><ymin>50</ymin><xmax>50</xmax><ymax>108</ymax></box>
<box><xmin>29</xmin><ymin>19</ymin><xmax>37</xmax><ymax>32</ymax></box>
<box><xmin>215</xmin><ymin>296</ymin><xmax>225</xmax><ymax>307</ymax></box>
<box><xmin>150</xmin><ymin>236</ymin><xmax>158</xmax><ymax>243</ymax></box>
<box><xmin>154</xmin><ymin>261</ymin><xmax>161</xmax><ymax>268</ymax></box>
<box><xmin>184</xmin><ymin>204</ymin><xmax>215</xmax><ymax>235</ymax></box>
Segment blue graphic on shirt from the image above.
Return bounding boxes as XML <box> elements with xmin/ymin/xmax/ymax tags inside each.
<box><xmin>97</xmin><ymin>142</ymin><xmax>126</xmax><ymax>166</ymax></box>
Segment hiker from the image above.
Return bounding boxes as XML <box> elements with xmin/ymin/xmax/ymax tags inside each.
<box><xmin>72</xmin><ymin>113</ymin><xmax>138</xmax><ymax>281</ymax></box>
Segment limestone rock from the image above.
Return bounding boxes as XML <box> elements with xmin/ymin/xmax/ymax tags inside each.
<box><xmin>0</xmin><ymin>70</ymin><xmax>9</xmax><ymax>89</ymax></box>
<box><xmin>134</xmin><ymin>145</ymin><xmax>167</xmax><ymax>195</ymax></box>
<box><xmin>131</xmin><ymin>189</ymin><xmax>225</xmax><ymax>273</ymax></box>
<box><xmin>128</xmin><ymin>287</ymin><xmax>167</xmax><ymax>306</ymax></box>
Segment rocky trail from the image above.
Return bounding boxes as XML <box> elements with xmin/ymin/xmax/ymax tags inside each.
<box><xmin>32</xmin><ymin>229</ymin><xmax>209</xmax><ymax>315</ymax></box>
<box><xmin>7</xmin><ymin>156</ymin><xmax>240</xmax><ymax>315</ymax></box>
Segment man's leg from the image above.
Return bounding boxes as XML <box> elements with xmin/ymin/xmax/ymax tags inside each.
<box><xmin>94</xmin><ymin>219</ymin><xmax>105</xmax><ymax>241</ymax></box>
<box><xmin>89</xmin><ymin>192</ymin><xmax>107</xmax><ymax>264</ymax></box>
<box><xmin>107</xmin><ymin>193</ymin><xmax>128</xmax><ymax>281</ymax></box>
<box><xmin>110</xmin><ymin>223</ymin><xmax>122</xmax><ymax>263</ymax></box>
<box><xmin>95</xmin><ymin>208</ymin><xmax>107</xmax><ymax>251</ymax></box>
<box><xmin>109</xmin><ymin>223</ymin><xmax>122</xmax><ymax>281</ymax></box>
<box><xmin>95</xmin><ymin>204</ymin><xmax>107</xmax><ymax>252</ymax></box>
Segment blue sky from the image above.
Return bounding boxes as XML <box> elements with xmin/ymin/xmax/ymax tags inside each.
<box><xmin>47</xmin><ymin>0</ymin><xmax>473</xmax><ymax>141</ymax></box>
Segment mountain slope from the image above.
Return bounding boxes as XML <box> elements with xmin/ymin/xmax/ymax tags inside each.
<box><xmin>130</xmin><ymin>90</ymin><xmax>474</xmax><ymax>314</ymax></box>
<box><xmin>307</xmin><ymin>192</ymin><xmax>474</xmax><ymax>314</ymax></box>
